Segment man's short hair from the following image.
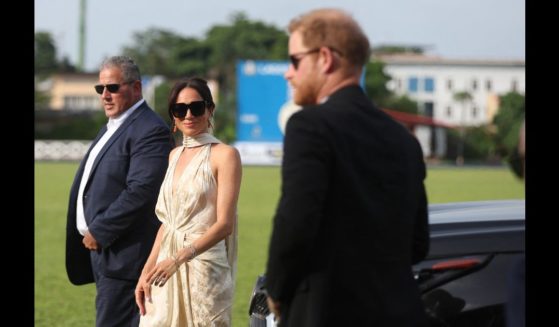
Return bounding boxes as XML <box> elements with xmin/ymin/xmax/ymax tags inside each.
<box><xmin>288</xmin><ymin>8</ymin><xmax>370</xmax><ymax>67</ymax></box>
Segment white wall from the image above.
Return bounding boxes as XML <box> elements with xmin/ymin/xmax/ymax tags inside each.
<box><xmin>382</xmin><ymin>57</ymin><xmax>525</xmax><ymax>127</ymax></box>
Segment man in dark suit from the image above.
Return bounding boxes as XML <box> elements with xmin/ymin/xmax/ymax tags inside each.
<box><xmin>265</xmin><ymin>9</ymin><xmax>430</xmax><ymax>327</ymax></box>
<box><xmin>65</xmin><ymin>56</ymin><xmax>173</xmax><ymax>327</ymax></box>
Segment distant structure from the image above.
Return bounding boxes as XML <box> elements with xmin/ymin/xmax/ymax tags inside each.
<box><xmin>373</xmin><ymin>44</ymin><xmax>432</xmax><ymax>56</ymax></box>
<box><xmin>77</xmin><ymin>0</ymin><xmax>87</xmax><ymax>71</ymax></box>
<box><xmin>375</xmin><ymin>53</ymin><xmax>525</xmax><ymax>127</ymax></box>
<box><xmin>381</xmin><ymin>108</ymin><xmax>452</xmax><ymax>159</ymax></box>
<box><xmin>42</xmin><ymin>73</ymin><xmax>100</xmax><ymax>111</ymax></box>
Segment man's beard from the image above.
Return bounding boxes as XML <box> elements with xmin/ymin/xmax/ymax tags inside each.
<box><xmin>293</xmin><ymin>81</ymin><xmax>318</xmax><ymax>106</ymax></box>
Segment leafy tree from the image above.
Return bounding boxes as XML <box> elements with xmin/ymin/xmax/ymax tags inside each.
<box><xmin>35</xmin><ymin>111</ymin><xmax>107</xmax><ymax>140</ymax></box>
<box><xmin>205</xmin><ymin>12</ymin><xmax>288</xmax><ymax>89</ymax></box>
<box><xmin>121</xmin><ymin>13</ymin><xmax>288</xmax><ymax>142</ymax></box>
<box><xmin>35</xmin><ymin>31</ymin><xmax>77</xmax><ymax>110</ymax></box>
<box><xmin>365</xmin><ymin>60</ymin><xmax>391</xmax><ymax>104</ymax></box>
<box><xmin>35</xmin><ymin>31</ymin><xmax>58</xmax><ymax>77</ymax></box>
<box><xmin>453</xmin><ymin>91</ymin><xmax>473</xmax><ymax>103</ymax></box>
<box><xmin>153</xmin><ymin>81</ymin><xmax>174</xmax><ymax>122</ymax></box>
<box><xmin>123</xmin><ymin>28</ymin><xmax>209</xmax><ymax>78</ymax></box>
<box><xmin>365</xmin><ymin>60</ymin><xmax>418</xmax><ymax>113</ymax></box>
<box><xmin>35</xmin><ymin>89</ymin><xmax>51</xmax><ymax>109</ymax></box>
<box><xmin>212</xmin><ymin>92</ymin><xmax>237</xmax><ymax>143</ymax></box>
<box><xmin>172</xmin><ymin>39</ymin><xmax>212</xmax><ymax>77</ymax></box>
<box><xmin>35</xmin><ymin>31</ymin><xmax>59</xmax><ymax>109</ymax></box>
<box><xmin>381</xmin><ymin>95</ymin><xmax>418</xmax><ymax>114</ymax></box>
<box><xmin>204</xmin><ymin>12</ymin><xmax>288</xmax><ymax>142</ymax></box>
<box><xmin>463</xmin><ymin>126</ymin><xmax>497</xmax><ymax>161</ymax></box>
<box><xmin>453</xmin><ymin>91</ymin><xmax>473</xmax><ymax>165</ymax></box>
<box><xmin>58</xmin><ymin>56</ymin><xmax>77</xmax><ymax>73</ymax></box>
<box><xmin>493</xmin><ymin>92</ymin><xmax>525</xmax><ymax>159</ymax></box>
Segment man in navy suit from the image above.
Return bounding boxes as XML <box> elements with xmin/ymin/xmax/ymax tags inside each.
<box><xmin>265</xmin><ymin>9</ymin><xmax>429</xmax><ymax>327</ymax></box>
<box><xmin>65</xmin><ymin>56</ymin><xmax>173</xmax><ymax>327</ymax></box>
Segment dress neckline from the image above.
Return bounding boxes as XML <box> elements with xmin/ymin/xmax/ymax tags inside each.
<box><xmin>183</xmin><ymin>132</ymin><xmax>221</xmax><ymax>148</ymax></box>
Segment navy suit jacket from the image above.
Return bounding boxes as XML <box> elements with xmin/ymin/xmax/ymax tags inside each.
<box><xmin>266</xmin><ymin>85</ymin><xmax>430</xmax><ymax>326</ymax></box>
<box><xmin>65</xmin><ymin>102</ymin><xmax>173</xmax><ymax>285</ymax></box>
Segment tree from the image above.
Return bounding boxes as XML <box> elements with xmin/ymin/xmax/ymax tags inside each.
<box><xmin>493</xmin><ymin>92</ymin><xmax>525</xmax><ymax>160</ymax></box>
<box><xmin>172</xmin><ymin>38</ymin><xmax>212</xmax><ymax>77</ymax></box>
<box><xmin>205</xmin><ymin>11</ymin><xmax>288</xmax><ymax>89</ymax></box>
<box><xmin>453</xmin><ymin>91</ymin><xmax>473</xmax><ymax>165</ymax></box>
<box><xmin>35</xmin><ymin>31</ymin><xmax>58</xmax><ymax>77</ymax></box>
<box><xmin>381</xmin><ymin>95</ymin><xmax>419</xmax><ymax>114</ymax></box>
<box><xmin>58</xmin><ymin>56</ymin><xmax>77</xmax><ymax>73</ymax></box>
<box><xmin>122</xmin><ymin>28</ymin><xmax>209</xmax><ymax>78</ymax></box>
<box><xmin>35</xmin><ymin>88</ymin><xmax>51</xmax><ymax>109</ymax></box>
<box><xmin>35</xmin><ymin>31</ymin><xmax>60</xmax><ymax>109</ymax></box>
<box><xmin>153</xmin><ymin>81</ymin><xmax>173</xmax><ymax>121</ymax></box>
<box><xmin>463</xmin><ymin>126</ymin><xmax>497</xmax><ymax>161</ymax></box>
<box><xmin>120</xmin><ymin>13</ymin><xmax>289</xmax><ymax>142</ymax></box>
<box><xmin>364</xmin><ymin>59</ymin><xmax>418</xmax><ymax>114</ymax></box>
<box><xmin>365</xmin><ymin>60</ymin><xmax>391</xmax><ymax>104</ymax></box>
<box><xmin>204</xmin><ymin>12</ymin><xmax>288</xmax><ymax>143</ymax></box>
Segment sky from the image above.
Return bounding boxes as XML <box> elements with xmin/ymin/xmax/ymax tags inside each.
<box><xmin>35</xmin><ymin>0</ymin><xmax>525</xmax><ymax>72</ymax></box>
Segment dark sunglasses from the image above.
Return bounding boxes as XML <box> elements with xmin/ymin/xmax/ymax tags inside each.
<box><xmin>172</xmin><ymin>101</ymin><xmax>207</xmax><ymax>118</ymax></box>
<box><xmin>289</xmin><ymin>48</ymin><xmax>320</xmax><ymax>70</ymax></box>
<box><xmin>94</xmin><ymin>82</ymin><xmax>132</xmax><ymax>95</ymax></box>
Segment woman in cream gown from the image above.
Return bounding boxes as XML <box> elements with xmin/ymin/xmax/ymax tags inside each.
<box><xmin>135</xmin><ymin>78</ymin><xmax>242</xmax><ymax>326</ymax></box>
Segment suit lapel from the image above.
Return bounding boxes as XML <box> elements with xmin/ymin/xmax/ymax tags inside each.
<box><xmin>84</xmin><ymin>125</ymin><xmax>108</xmax><ymax>163</ymax></box>
<box><xmin>88</xmin><ymin>104</ymin><xmax>148</xmax><ymax>181</ymax></box>
<box><xmin>73</xmin><ymin>125</ymin><xmax>108</xmax><ymax>187</ymax></box>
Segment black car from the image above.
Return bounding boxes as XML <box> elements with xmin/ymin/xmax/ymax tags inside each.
<box><xmin>248</xmin><ymin>199</ymin><xmax>525</xmax><ymax>327</ymax></box>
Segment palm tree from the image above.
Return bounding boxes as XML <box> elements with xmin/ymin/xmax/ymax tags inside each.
<box><xmin>453</xmin><ymin>91</ymin><xmax>473</xmax><ymax>166</ymax></box>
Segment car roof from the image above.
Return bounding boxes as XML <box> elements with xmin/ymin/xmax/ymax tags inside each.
<box><xmin>426</xmin><ymin>200</ymin><xmax>525</xmax><ymax>258</ymax></box>
<box><xmin>429</xmin><ymin>199</ymin><xmax>525</xmax><ymax>225</ymax></box>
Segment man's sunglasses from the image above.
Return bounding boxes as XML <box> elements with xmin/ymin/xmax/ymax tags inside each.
<box><xmin>172</xmin><ymin>101</ymin><xmax>207</xmax><ymax>118</ymax></box>
<box><xmin>94</xmin><ymin>82</ymin><xmax>132</xmax><ymax>95</ymax></box>
<box><xmin>289</xmin><ymin>48</ymin><xmax>320</xmax><ymax>70</ymax></box>
<box><xmin>289</xmin><ymin>47</ymin><xmax>343</xmax><ymax>70</ymax></box>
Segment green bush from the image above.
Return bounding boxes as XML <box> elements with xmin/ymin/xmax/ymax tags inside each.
<box><xmin>444</xmin><ymin>126</ymin><xmax>499</xmax><ymax>163</ymax></box>
<box><xmin>35</xmin><ymin>110</ymin><xmax>107</xmax><ymax>140</ymax></box>
<box><xmin>463</xmin><ymin>126</ymin><xmax>498</xmax><ymax>160</ymax></box>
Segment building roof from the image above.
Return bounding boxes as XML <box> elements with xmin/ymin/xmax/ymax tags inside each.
<box><xmin>382</xmin><ymin>108</ymin><xmax>455</xmax><ymax>129</ymax></box>
<box><xmin>374</xmin><ymin>53</ymin><xmax>525</xmax><ymax>68</ymax></box>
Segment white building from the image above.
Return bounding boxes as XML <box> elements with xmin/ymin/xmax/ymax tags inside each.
<box><xmin>379</xmin><ymin>54</ymin><xmax>525</xmax><ymax>126</ymax></box>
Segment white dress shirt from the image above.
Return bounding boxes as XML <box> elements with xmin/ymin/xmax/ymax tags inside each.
<box><xmin>76</xmin><ymin>99</ymin><xmax>145</xmax><ymax>235</ymax></box>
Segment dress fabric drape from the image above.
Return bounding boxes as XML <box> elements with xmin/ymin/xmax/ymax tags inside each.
<box><xmin>140</xmin><ymin>143</ymin><xmax>237</xmax><ymax>326</ymax></box>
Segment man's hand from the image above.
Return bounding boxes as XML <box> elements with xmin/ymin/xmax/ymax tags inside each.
<box><xmin>82</xmin><ymin>231</ymin><xmax>99</xmax><ymax>250</ymax></box>
<box><xmin>267</xmin><ymin>296</ymin><xmax>281</xmax><ymax>321</ymax></box>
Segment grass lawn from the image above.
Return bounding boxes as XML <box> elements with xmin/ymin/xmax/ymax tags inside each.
<box><xmin>35</xmin><ymin>163</ymin><xmax>524</xmax><ymax>326</ymax></box>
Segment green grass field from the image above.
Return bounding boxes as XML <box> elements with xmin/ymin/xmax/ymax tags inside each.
<box><xmin>35</xmin><ymin>163</ymin><xmax>524</xmax><ymax>326</ymax></box>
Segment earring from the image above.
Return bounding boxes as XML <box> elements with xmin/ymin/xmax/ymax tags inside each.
<box><xmin>172</xmin><ymin>122</ymin><xmax>177</xmax><ymax>133</ymax></box>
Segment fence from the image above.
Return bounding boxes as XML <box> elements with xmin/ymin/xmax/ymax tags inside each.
<box><xmin>35</xmin><ymin>140</ymin><xmax>91</xmax><ymax>161</ymax></box>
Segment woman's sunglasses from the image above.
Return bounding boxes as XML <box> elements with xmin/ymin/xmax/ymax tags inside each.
<box><xmin>172</xmin><ymin>101</ymin><xmax>207</xmax><ymax>118</ymax></box>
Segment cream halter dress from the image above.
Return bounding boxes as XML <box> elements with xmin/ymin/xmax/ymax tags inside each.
<box><xmin>140</xmin><ymin>133</ymin><xmax>237</xmax><ymax>326</ymax></box>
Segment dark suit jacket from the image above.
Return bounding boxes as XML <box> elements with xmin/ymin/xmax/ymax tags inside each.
<box><xmin>65</xmin><ymin>102</ymin><xmax>173</xmax><ymax>285</ymax></box>
<box><xmin>266</xmin><ymin>85</ymin><xmax>430</xmax><ymax>327</ymax></box>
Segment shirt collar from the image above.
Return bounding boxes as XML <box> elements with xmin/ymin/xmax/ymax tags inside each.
<box><xmin>107</xmin><ymin>99</ymin><xmax>145</xmax><ymax>130</ymax></box>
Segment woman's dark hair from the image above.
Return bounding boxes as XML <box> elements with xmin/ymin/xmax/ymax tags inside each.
<box><xmin>167</xmin><ymin>77</ymin><xmax>216</xmax><ymax>120</ymax></box>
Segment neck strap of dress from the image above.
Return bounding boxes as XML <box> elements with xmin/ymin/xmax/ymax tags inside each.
<box><xmin>182</xmin><ymin>132</ymin><xmax>221</xmax><ymax>148</ymax></box>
